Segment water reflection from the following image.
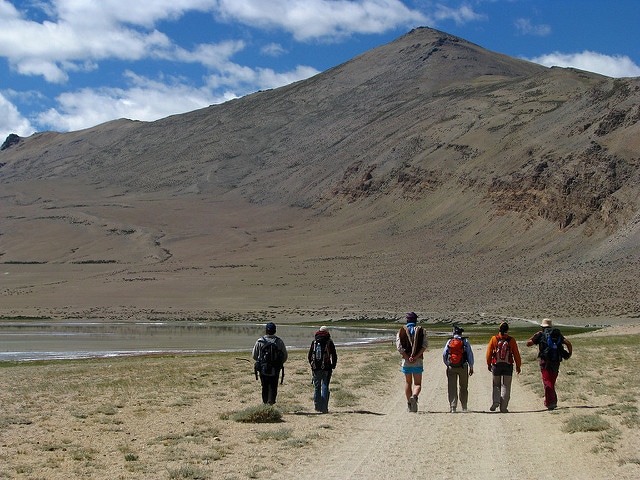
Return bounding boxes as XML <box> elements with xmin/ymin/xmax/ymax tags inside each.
<box><xmin>0</xmin><ymin>322</ymin><xmax>395</xmax><ymax>362</ymax></box>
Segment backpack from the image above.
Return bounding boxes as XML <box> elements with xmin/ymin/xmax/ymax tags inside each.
<box><xmin>540</xmin><ymin>328</ymin><xmax>564</xmax><ymax>364</ymax></box>
<box><xmin>255</xmin><ymin>336</ymin><xmax>284</xmax><ymax>382</ymax></box>
<box><xmin>495</xmin><ymin>336</ymin><xmax>512</xmax><ymax>364</ymax></box>
<box><xmin>311</xmin><ymin>336</ymin><xmax>331</xmax><ymax>370</ymax></box>
<box><xmin>447</xmin><ymin>337</ymin><xmax>466</xmax><ymax>367</ymax></box>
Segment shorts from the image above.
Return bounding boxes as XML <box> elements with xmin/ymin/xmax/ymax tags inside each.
<box><xmin>402</xmin><ymin>365</ymin><xmax>423</xmax><ymax>375</ymax></box>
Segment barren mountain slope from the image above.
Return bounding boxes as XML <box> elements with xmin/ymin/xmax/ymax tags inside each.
<box><xmin>1</xmin><ymin>27</ymin><xmax>639</xmax><ymax>322</ymax></box>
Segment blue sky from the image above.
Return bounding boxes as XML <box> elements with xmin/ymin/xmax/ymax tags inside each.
<box><xmin>2</xmin><ymin>0</ymin><xmax>639</xmax><ymax>141</ymax></box>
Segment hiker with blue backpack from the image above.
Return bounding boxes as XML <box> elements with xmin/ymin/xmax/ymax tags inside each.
<box><xmin>252</xmin><ymin>322</ymin><xmax>288</xmax><ymax>405</ymax></box>
<box><xmin>486</xmin><ymin>322</ymin><xmax>521</xmax><ymax>413</ymax></box>
<box><xmin>396</xmin><ymin>312</ymin><xmax>428</xmax><ymax>412</ymax></box>
<box><xmin>526</xmin><ymin>318</ymin><xmax>572</xmax><ymax>410</ymax></box>
<box><xmin>442</xmin><ymin>324</ymin><xmax>474</xmax><ymax>413</ymax></box>
<box><xmin>308</xmin><ymin>326</ymin><xmax>338</xmax><ymax>413</ymax></box>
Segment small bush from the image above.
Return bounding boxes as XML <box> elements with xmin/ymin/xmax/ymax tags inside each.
<box><xmin>167</xmin><ymin>464</ymin><xmax>209</xmax><ymax>479</ymax></box>
<box><xmin>232</xmin><ymin>405</ymin><xmax>282</xmax><ymax>423</ymax></box>
<box><xmin>563</xmin><ymin>414</ymin><xmax>611</xmax><ymax>433</ymax></box>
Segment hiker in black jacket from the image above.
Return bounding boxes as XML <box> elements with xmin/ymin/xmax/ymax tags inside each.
<box><xmin>308</xmin><ymin>326</ymin><xmax>338</xmax><ymax>413</ymax></box>
<box><xmin>252</xmin><ymin>322</ymin><xmax>288</xmax><ymax>405</ymax></box>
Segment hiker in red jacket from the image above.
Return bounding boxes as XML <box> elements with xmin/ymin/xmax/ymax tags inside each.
<box><xmin>396</xmin><ymin>312</ymin><xmax>428</xmax><ymax>412</ymax></box>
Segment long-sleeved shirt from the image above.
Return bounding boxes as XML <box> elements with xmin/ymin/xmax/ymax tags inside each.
<box><xmin>486</xmin><ymin>333</ymin><xmax>521</xmax><ymax>369</ymax></box>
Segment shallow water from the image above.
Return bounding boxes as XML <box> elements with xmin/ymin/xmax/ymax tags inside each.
<box><xmin>0</xmin><ymin>322</ymin><xmax>395</xmax><ymax>361</ymax></box>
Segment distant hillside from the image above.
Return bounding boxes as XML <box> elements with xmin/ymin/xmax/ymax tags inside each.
<box><xmin>1</xmin><ymin>27</ymin><xmax>639</xmax><ymax>322</ymax></box>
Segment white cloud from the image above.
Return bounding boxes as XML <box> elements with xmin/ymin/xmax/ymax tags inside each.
<box><xmin>261</xmin><ymin>43</ymin><xmax>287</xmax><ymax>57</ymax></box>
<box><xmin>215</xmin><ymin>0</ymin><xmax>427</xmax><ymax>40</ymax></box>
<box><xmin>528</xmin><ymin>51</ymin><xmax>640</xmax><ymax>78</ymax></box>
<box><xmin>35</xmin><ymin>73</ymin><xmax>218</xmax><ymax>131</ymax></box>
<box><xmin>35</xmin><ymin>59</ymin><xmax>320</xmax><ymax>132</ymax></box>
<box><xmin>0</xmin><ymin>92</ymin><xmax>35</xmax><ymax>140</ymax></box>
<box><xmin>515</xmin><ymin>18</ymin><xmax>551</xmax><ymax>37</ymax></box>
<box><xmin>434</xmin><ymin>4</ymin><xmax>485</xmax><ymax>25</ymax></box>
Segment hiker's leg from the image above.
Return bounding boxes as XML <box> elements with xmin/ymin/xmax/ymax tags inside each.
<box><xmin>491</xmin><ymin>372</ymin><xmax>501</xmax><ymax>409</ymax></box>
<box><xmin>404</xmin><ymin>373</ymin><xmax>414</xmax><ymax>401</ymax></box>
<box><xmin>323</xmin><ymin>370</ymin><xmax>332</xmax><ymax>412</ymax></box>
<box><xmin>459</xmin><ymin>366</ymin><xmax>469</xmax><ymax>410</ymax></box>
<box><xmin>268</xmin><ymin>376</ymin><xmax>278</xmax><ymax>405</ymax></box>
<box><xmin>501</xmin><ymin>374</ymin><xmax>512</xmax><ymax>412</ymax></box>
<box><xmin>446</xmin><ymin>367</ymin><xmax>458</xmax><ymax>408</ymax></box>
<box><xmin>541</xmin><ymin>368</ymin><xmax>558</xmax><ymax>408</ymax></box>
<box><xmin>312</xmin><ymin>371</ymin><xmax>323</xmax><ymax>411</ymax></box>
<box><xmin>260</xmin><ymin>374</ymin><xmax>269</xmax><ymax>404</ymax></box>
<box><xmin>412</xmin><ymin>373</ymin><xmax>422</xmax><ymax>397</ymax></box>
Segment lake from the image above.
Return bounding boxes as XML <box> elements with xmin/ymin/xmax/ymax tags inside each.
<box><xmin>0</xmin><ymin>321</ymin><xmax>396</xmax><ymax>361</ymax></box>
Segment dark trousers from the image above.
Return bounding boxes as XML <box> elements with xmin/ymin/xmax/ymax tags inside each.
<box><xmin>260</xmin><ymin>372</ymin><xmax>280</xmax><ymax>405</ymax></box>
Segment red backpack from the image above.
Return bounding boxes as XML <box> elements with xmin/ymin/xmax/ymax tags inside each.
<box><xmin>448</xmin><ymin>337</ymin><xmax>466</xmax><ymax>366</ymax></box>
<box><xmin>495</xmin><ymin>336</ymin><xmax>512</xmax><ymax>364</ymax></box>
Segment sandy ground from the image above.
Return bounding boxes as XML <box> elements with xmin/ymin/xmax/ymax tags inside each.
<box><xmin>1</xmin><ymin>325</ymin><xmax>639</xmax><ymax>480</ymax></box>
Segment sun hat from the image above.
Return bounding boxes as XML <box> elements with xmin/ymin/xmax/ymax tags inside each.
<box><xmin>541</xmin><ymin>318</ymin><xmax>552</xmax><ymax>328</ymax></box>
<box><xmin>265</xmin><ymin>322</ymin><xmax>277</xmax><ymax>334</ymax></box>
<box><xmin>406</xmin><ymin>312</ymin><xmax>418</xmax><ymax>322</ymax></box>
<box><xmin>453</xmin><ymin>324</ymin><xmax>464</xmax><ymax>335</ymax></box>
<box><xmin>319</xmin><ymin>326</ymin><xmax>329</xmax><ymax>332</ymax></box>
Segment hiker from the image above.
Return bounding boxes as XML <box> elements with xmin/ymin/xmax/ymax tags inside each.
<box><xmin>486</xmin><ymin>321</ymin><xmax>521</xmax><ymax>413</ymax></box>
<box><xmin>526</xmin><ymin>318</ymin><xmax>572</xmax><ymax>410</ymax></box>
<box><xmin>396</xmin><ymin>312</ymin><xmax>428</xmax><ymax>412</ymax></box>
<box><xmin>308</xmin><ymin>326</ymin><xmax>338</xmax><ymax>413</ymax></box>
<box><xmin>252</xmin><ymin>322</ymin><xmax>288</xmax><ymax>405</ymax></box>
<box><xmin>442</xmin><ymin>324</ymin><xmax>474</xmax><ymax>413</ymax></box>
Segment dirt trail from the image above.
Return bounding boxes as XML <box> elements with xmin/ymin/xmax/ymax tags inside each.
<box><xmin>280</xmin><ymin>349</ymin><xmax>611</xmax><ymax>480</ymax></box>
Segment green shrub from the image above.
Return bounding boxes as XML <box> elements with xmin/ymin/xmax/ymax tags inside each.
<box><xmin>232</xmin><ymin>404</ymin><xmax>282</xmax><ymax>423</ymax></box>
<box><xmin>563</xmin><ymin>414</ymin><xmax>611</xmax><ymax>433</ymax></box>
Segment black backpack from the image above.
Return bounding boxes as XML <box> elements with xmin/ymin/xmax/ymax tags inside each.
<box><xmin>311</xmin><ymin>336</ymin><xmax>331</xmax><ymax>370</ymax></box>
<box><xmin>540</xmin><ymin>328</ymin><xmax>564</xmax><ymax>363</ymax></box>
<box><xmin>255</xmin><ymin>336</ymin><xmax>284</xmax><ymax>383</ymax></box>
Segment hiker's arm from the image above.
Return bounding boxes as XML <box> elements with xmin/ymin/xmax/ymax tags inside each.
<box><xmin>511</xmin><ymin>338</ymin><xmax>522</xmax><ymax>373</ymax></box>
<box><xmin>563</xmin><ymin>338</ymin><xmax>572</xmax><ymax>356</ymax></box>
<box><xmin>486</xmin><ymin>337</ymin><xmax>495</xmax><ymax>370</ymax></box>
<box><xmin>279</xmin><ymin>340</ymin><xmax>288</xmax><ymax>363</ymax></box>
<box><xmin>442</xmin><ymin>341</ymin><xmax>449</xmax><ymax>365</ymax></box>
<box><xmin>465</xmin><ymin>341</ymin><xmax>474</xmax><ymax>375</ymax></box>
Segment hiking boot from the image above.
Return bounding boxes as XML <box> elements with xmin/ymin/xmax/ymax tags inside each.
<box><xmin>490</xmin><ymin>403</ymin><xmax>499</xmax><ymax>412</ymax></box>
<box><xmin>462</xmin><ymin>408</ymin><xmax>468</xmax><ymax>412</ymax></box>
<box><xmin>409</xmin><ymin>395</ymin><xmax>418</xmax><ymax>412</ymax></box>
<box><xmin>547</xmin><ymin>404</ymin><xmax>557</xmax><ymax>411</ymax></box>
<box><xmin>450</xmin><ymin>407</ymin><xmax>457</xmax><ymax>413</ymax></box>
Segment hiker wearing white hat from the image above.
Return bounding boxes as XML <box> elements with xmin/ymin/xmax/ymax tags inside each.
<box><xmin>526</xmin><ymin>318</ymin><xmax>573</xmax><ymax>410</ymax></box>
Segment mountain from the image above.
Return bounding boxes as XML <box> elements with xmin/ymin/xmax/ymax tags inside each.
<box><xmin>1</xmin><ymin>27</ymin><xmax>639</xmax><ymax>323</ymax></box>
